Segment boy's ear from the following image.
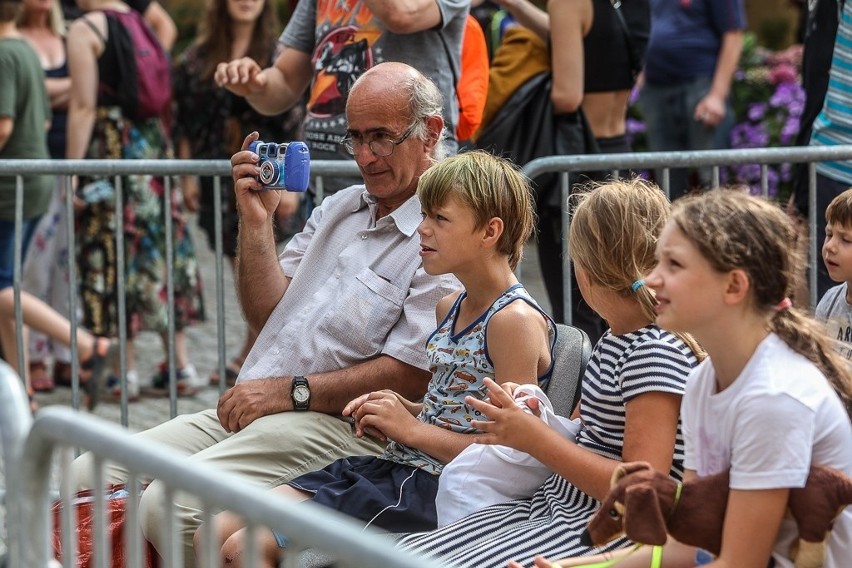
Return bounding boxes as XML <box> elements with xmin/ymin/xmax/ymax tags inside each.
<box><xmin>482</xmin><ymin>216</ymin><xmax>504</xmax><ymax>247</ymax></box>
<box><xmin>723</xmin><ymin>268</ymin><xmax>751</xmax><ymax>305</ymax></box>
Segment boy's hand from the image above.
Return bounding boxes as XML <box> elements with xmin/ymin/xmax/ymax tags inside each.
<box><xmin>352</xmin><ymin>390</ymin><xmax>421</xmax><ymax>443</ymax></box>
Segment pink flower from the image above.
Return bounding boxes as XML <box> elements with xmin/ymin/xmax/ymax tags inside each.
<box><xmin>769</xmin><ymin>63</ymin><xmax>798</xmax><ymax>85</ymax></box>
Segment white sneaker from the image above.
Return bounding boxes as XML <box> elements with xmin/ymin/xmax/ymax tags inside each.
<box><xmin>176</xmin><ymin>364</ymin><xmax>204</xmax><ymax>395</ymax></box>
<box><xmin>108</xmin><ymin>369</ymin><xmax>140</xmax><ymax>401</ymax></box>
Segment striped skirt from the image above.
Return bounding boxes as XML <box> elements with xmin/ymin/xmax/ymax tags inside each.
<box><xmin>396</xmin><ymin>473</ymin><xmax>630</xmax><ymax>568</ymax></box>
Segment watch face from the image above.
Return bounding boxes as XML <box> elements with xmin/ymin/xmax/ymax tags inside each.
<box><xmin>293</xmin><ymin>385</ymin><xmax>310</xmax><ymax>403</ymax></box>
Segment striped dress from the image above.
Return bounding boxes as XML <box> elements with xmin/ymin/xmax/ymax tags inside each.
<box><xmin>395</xmin><ymin>325</ymin><xmax>698</xmax><ymax>568</ymax></box>
<box><xmin>810</xmin><ymin>0</ymin><xmax>852</xmax><ymax>184</ymax></box>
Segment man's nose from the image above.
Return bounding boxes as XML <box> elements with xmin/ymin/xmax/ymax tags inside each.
<box><xmin>353</xmin><ymin>144</ymin><xmax>377</xmax><ymax>166</ymax></box>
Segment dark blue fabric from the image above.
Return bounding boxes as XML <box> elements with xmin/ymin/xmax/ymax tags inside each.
<box><xmin>644</xmin><ymin>0</ymin><xmax>746</xmax><ymax>85</ymax></box>
<box><xmin>288</xmin><ymin>456</ymin><xmax>439</xmax><ymax>533</ymax></box>
<box><xmin>0</xmin><ymin>216</ymin><xmax>40</xmax><ymax>289</ymax></box>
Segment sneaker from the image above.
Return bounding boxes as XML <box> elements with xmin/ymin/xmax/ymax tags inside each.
<box><xmin>148</xmin><ymin>362</ymin><xmax>204</xmax><ymax>396</ymax></box>
<box><xmin>106</xmin><ymin>370</ymin><xmax>140</xmax><ymax>401</ymax></box>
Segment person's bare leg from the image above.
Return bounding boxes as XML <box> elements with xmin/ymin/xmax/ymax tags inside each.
<box><xmin>159</xmin><ymin>329</ymin><xmax>189</xmax><ymax>369</ymax></box>
<box><xmin>0</xmin><ymin>318</ymin><xmax>28</xmax><ymax>383</ymax></box>
<box><xmin>216</xmin><ymin>486</ymin><xmax>311</xmax><ymax>567</ymax></box>
<box><xmin>0</xmin><ymin>288</ymin><xmax>98</xmax><ymax>361</ymax></box>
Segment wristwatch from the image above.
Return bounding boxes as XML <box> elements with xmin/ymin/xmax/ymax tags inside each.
<box><xmin>291</xmin><ymin>375</ymin><xmax>311</xmax><ymax>411</ymax></box>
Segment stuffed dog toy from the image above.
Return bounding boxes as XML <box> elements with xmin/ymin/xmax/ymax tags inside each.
<box><xmin>583</xmin><ymin>461</ymin><xmax>852</xmax><ymax>568</ymax></box>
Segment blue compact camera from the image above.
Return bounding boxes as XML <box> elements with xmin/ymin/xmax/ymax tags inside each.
<box><xmin>249</xmin><ymin>140</ymin><xmax>310</xmax><ymax>192</ymax></box>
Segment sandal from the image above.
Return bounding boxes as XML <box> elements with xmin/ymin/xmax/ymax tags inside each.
<box><xmin>79</xmin><ymin>337</ymin><xmax>118</xmax><ymax>411</ymax></box>
<box><xmin>53</xmin><ymin>360</ymin><xmax>72</xmax><ymax>387</ymax></box>
<box><xmin>209</xmin><ymin>358</ymin><xmax>241</xmax><ymax>387</ymax></box>
<box><xmin>30</xmin><ymin>361</ymin><xmax>55</xmax><ymax>392</ymax></box>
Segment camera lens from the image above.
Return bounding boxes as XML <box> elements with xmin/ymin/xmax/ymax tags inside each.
<box><xmin>259</xmin><ymin>160</ymin><xmax>281</xmax><ymax>185</ymax></box>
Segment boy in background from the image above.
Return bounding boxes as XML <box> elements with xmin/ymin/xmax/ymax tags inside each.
<box><xmin>817</xmin><ymin>187</ymin><xmax>852</xmax><ymax>360</ymax></box>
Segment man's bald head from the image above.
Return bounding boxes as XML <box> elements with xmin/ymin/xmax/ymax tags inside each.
<box><xmin>347</xmin><ymin>62</ymin><xmax>445</xmax><ymax>154</ymax></box>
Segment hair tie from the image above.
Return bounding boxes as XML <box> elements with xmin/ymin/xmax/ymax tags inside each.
<box><xmin>775</xmin><ymin>297</ymin><xmax>792</xmax><ymax>312</ymax></box>
<box><xmin>631</xmin><ymin>279</ymin><xmax>645</xmax><ymax>293</ymax></box>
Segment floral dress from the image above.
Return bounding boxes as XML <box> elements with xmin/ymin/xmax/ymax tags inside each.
<box><xmin>76</xmin><ymin>106</ymin><xmax>204</xmax><ymax>336</ymax></box>
<box><xmin>172</xmin><ymin>44</ymin><xmax>305</xmax><ymax>256</ymax></box>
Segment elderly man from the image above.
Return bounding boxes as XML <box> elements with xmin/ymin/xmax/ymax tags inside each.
<box><xmin>71</xmin><ymin>62</ymin><xmax>459</xmax><ymax>567</ymax></box>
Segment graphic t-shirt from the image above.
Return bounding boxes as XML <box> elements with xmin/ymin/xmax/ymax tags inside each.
<box><xmin>280</xmin><ymin>0</ymin><xmax>467</xmax><ymax>162</ymax></box>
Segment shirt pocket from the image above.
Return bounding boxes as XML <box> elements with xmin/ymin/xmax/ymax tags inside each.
<box><xmin>321</xmin><ymin>267</ymin><xmax>408</xmax><ymax>357</ymax></box>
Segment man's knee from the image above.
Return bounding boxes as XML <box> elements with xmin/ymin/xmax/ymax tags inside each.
<box><xmin>69</xmin><ymin>450</ymin><xmax>128</xmax><ymax>490</ymax></box>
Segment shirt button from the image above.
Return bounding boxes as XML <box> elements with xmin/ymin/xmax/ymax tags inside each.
<box><xmin>361</xmin><ymin>234</ymin><xmax>367</xmax><ymax>240</ymax></box>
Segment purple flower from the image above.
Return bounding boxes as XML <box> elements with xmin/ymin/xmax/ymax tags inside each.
<box><xmin>769</xmin><ymin>83</ymin><xmax>797</xmax><ymax>108</ymax></box>
<box><xmin>626</xmin><ymin>118</ymin><xmax>646</xmax><ymax>135</ymax></box>
<box><xmin>748</xmin><ymin>103</ymin><xmax>767</xmax><ymax>121</ymax></box>
<box><xmin>780</xmin><ymin>117</ymin><xmax>800</xmax><ymax>145</ymax></box>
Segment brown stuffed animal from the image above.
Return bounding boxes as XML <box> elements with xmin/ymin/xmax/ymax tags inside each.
<box><xmin>583</xmin><ymin>461</ymin><xmax>852</xmax><ymax>568</ymax></box>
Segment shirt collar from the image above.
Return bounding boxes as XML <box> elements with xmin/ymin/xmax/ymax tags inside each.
<box><xmin>357</xmin><ymin>188</ymin><xmax>422</xmax><ymax>237</ymax></box>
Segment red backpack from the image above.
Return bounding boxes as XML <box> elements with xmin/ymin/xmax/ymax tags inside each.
<box><xmin>100</xmin><ymin>9</ymin><xmax>171</xmax><ymax>121</ymax></box>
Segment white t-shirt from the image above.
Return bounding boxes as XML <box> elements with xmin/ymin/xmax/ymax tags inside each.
<box><xmin>682</xmin><ymin>333</ymin><xmax>852</xmax><ymax>568</ymax></box>
<box><xmin>815</xmin><ymin>282</ymin><xmax>852</xmax><ymax>361</ymax></box>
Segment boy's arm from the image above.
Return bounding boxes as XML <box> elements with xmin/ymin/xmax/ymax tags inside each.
<box><xmin>355</xmin><ymin>301</ymin><xmax>551</xmax><ymax>463</ymax></box>
<box><xmin>0</xmin><ymin>117</ymin><xmax>12</xmax><ymax>152</ymax></box>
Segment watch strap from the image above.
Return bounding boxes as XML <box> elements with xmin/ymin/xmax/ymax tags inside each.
<box><xmin>291</xmin><ymin>375</ymin><xmax>310</xmax><ymax>411</ymax></box>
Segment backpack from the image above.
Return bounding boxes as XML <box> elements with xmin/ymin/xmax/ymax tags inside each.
<box><xmin>455</xmin><ymin>15</ymin><xmax>489</xmax><ymax>142</ymax></box>
<box><xmin>100</xmin><ymin>9</ymin><xmax>171</xmax><ymax>121</ymax></box>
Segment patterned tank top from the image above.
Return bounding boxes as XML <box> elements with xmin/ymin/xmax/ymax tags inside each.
<box><xmin>382</xmin><ymin>283</ymin><xmax>554</xmax><ymax>474</ymax></box>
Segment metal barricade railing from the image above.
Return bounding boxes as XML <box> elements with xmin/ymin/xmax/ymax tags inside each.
<box><xmin>521</xmin><ymin>145</ymin><xmax>852</xmax><ymax>324</ymax></box>
<box><xmin>0</xmin><ymin>360</ymin><xmax>33</xmax><ymax>566</ymax></box>
<box><xmin>10</xmin><ymin>406</ymin><xmax>443</xmax><ymax>568</ymax></box>
<box><xmin>0</xmin><ymin>159</ymin><xmax>361</xmax><ymax>426</ymax></box>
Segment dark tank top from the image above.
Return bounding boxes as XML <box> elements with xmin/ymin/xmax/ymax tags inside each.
<box><xmin>45</xmin><ymin>61</ymin><xmax>69</xmax><ymax>158</ymax></box>
<box><xmin>582</xmin><ymin>0</ymin><xmax>649</xmax><ymax>93</ymax></box>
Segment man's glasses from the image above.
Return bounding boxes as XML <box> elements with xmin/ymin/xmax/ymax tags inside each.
<box><xmin>341</xmin><ymin>123</ymin><xmax>417</xmax><ymax>157</ymax></box>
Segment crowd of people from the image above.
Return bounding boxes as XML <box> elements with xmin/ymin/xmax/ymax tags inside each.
<box><xmin>2</xmin><ymin>0</ymin><xmax>852</xmax><ymax>566</ymax></box>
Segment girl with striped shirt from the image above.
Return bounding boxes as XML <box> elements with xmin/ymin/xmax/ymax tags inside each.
<box><xmin>396</xmin><ymin>178</ymin><xmax>704</xmax><ymax>568</ymax></box>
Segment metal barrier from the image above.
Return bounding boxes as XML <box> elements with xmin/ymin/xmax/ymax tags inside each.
<box><xmin>0</xmin><ymin>405</ymin><xmax>441</xmax><ymax>568</ymax></box>
<box><xmin>0</xmin><ymin>159</ymin><xmax>361</xmax><ymax>426</ymax></box>
<box><xmin>521</xmin><ymin>145</ymin><xmax>852</xmax><ymax>324</ymax></box>
<box><xmin>0</xmin><ymin>360</ymin><xmax>33</xmax><ymax>566</ymax></box>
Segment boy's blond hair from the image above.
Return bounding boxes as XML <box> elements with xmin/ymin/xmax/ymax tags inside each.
<box><xmin>417</xmin><ymin>151</ymin><xmax>535</xmax><ymax>270</ymax></box>
<box><xmin>825</xmin><ymin>187</ymin><xmax>852</xmax><ymax>228</ymax></box>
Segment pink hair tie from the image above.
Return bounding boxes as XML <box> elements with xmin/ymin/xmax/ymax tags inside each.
<box><xmin>775</xmin><ymin>297</ymin><xmax>793</xmax><ymax>312</ymax></box>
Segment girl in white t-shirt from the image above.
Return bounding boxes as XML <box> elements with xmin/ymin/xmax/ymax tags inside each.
<box><xmin>536</xmin><ymin>190</ymin><xmax>852</xmax><ymax>568</ymax></box>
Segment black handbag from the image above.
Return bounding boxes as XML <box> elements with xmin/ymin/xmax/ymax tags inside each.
<box><xmin>474</xmin><ymin>72</ymin><xmax>598</xmax><ymax>205</ymax></box>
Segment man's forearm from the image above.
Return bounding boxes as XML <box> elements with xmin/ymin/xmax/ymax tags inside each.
<box><xmin>307</xmin><ymin>355</ymin><xmax>431</xmax><ymax>414</ymax></box>
<box><xmin>245</xmin><ymin>67</ymin><xmax>304</xmax><ymax>116</ymax></box>
<box><xmin>362</xmin><ymin>0</ymin><xmax>442</xmax><ymax>33</ymax></box>
<box><xmin>710</xmin><ymin>30</ymin><xmax>744</xmax><ymax>99</ymax></box>
<box><xmin>236</xmin><ymin>219</ymin><xmax>288</xmax><ymax>334</ymax></box>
